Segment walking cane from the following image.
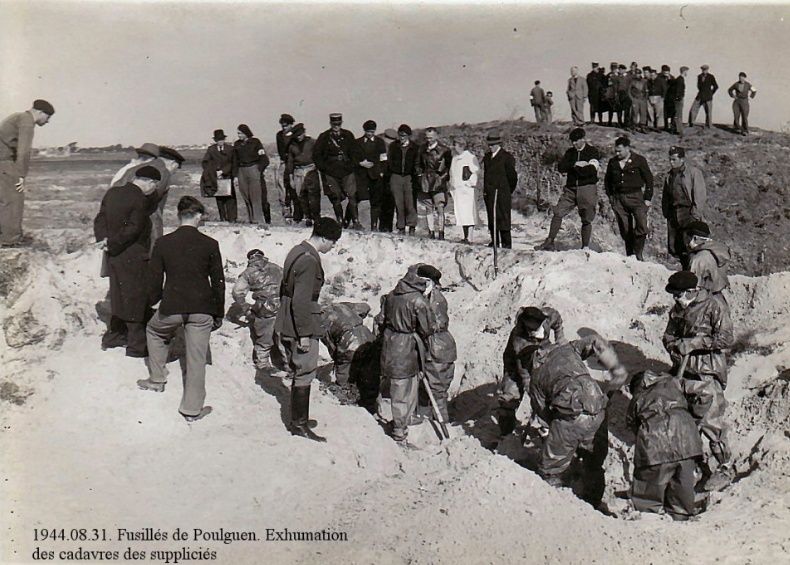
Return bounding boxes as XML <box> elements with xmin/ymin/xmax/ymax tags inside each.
<box><xmin>492</xmin><ymin>190</ymin><xmax>499</xmax><ymax>278</ymax></box>
<box><xmin>420</xmin><ymin>372</ymin><xmax>450</xmax><ymax>441</ymax></box>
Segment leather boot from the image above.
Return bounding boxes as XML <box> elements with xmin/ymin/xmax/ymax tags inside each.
<box><xmin>497</xmin><ymin>407</ymin><xmax>517</xmax><ymax>436</ymax></box>
<box><xmin>438</xmin><ymin>231</ymin><xmax>445</xmax><ymax>241</ymax></box>
<box><xmin>290</xmin><ymin>385</ymin><xmax>325</xmax><ymax>442</ymax></box>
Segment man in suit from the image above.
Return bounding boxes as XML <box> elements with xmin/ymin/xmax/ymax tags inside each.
<box><xmin>530</xmin><ymin>80</ymin><xmax>548</xmax><ymax>124</ymax></box>
<box><xmin>137</xmin><ymin>196</ymin><xmax>225</xmax><ymax>422</ymax></box>
<box><xmin>94</xmin><ymin>165</ymin><xmax>161</xmax><ymax>357</ymax></box>
<box><xmin>689</xmin><ymin>64</ymin><xmax>719</xmax><ymax>129</ymax></box>
<box><xmin>586</xmin><ymin>63</ymin><xmax>602</xmax><ymax>125</ymax></box>
<box><xmin>200</xmin><ymin>129</ymin><xmax>237</xmax><ymax>222</ymax></box>
<box><xmin>0</xmin><ymin>99</ymin><xmax>54</xmax><ymax>246</ymax></box>
<box><xmin>567</xmin><ymin>66</ymin><xmax>589</xmax><ymax>126</ymax></box>
<box><xmin>482</xmin><ymin>131</ymin><xmax>518</xmax><ymax>249</ymax></box>
<box><xmin>272</xmin><ymin>217</ymin><xmax>343</xmax><ymax>442</ymax></box>
<box><xmin>356</xmin><ymin>120</ymin><xmax>387</xmax><ymax>231</ymax></box>
<box><xmin>314</xmin><ymin>113</ymin><xmax>363</xmax><ymax>229</ymax></box>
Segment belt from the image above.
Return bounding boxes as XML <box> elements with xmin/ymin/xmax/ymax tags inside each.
<box><xmin>239</xmin><ymin>162</ymin><xmax>259</xmax><ymax>168</ymax></box>
<box><xmin>294</xmin><ymin>163</ymin><xmax>315</xmax><ymax>170</ymax></box>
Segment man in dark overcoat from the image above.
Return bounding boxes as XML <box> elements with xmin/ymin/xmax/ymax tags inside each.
<box><xmin>482</xmin><ymin>131</ymin><xmax>518</xmax><ymax>249</ymax></box>
<box><xmin>200</xmin><ymin>129</ymin><xmax>237</xmax><ymax>222</ymax></box>
<box><xmin>94</xmin><ymin>166</ymin><xmax>161</xmax><ymax>357</ymax></box>
<box><xmin>356</xmin><ymin>120</ymin><xmax>387</xmax><ymax>231</ymax></box>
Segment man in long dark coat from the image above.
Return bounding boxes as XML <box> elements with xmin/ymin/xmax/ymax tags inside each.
<box><xmin>200</xmin><ymin>129</ymin><xmax>237</xmax><ymax>222</ymax></box>
<box><xmin>94</xmin><ymin>166</ymin><xmax>161</xmax><ymax>357</ymax></box>
<box><xmin>356</xmin><ymin>120</ymin><xmax>387</xmax><ymax>231</ymax></box>
<box><xmin>482</xmin><ymin>131</ymin><xmax>518</xmax><ymax>249</ymax></box>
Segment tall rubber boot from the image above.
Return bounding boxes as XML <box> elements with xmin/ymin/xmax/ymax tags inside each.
<box><xmin>290</xmin><ymin>386</ymin><xmax>325</xmax><ymax>442</ymax></box>
<box><xmin>497</xmin><ymin>407</ymin><xmax>517</xmax><ymax>437</ymax></box>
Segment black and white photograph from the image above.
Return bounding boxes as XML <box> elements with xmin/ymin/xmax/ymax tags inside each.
<box><xmin>1</xmin><ymin>1</ymin><xmax>789</xmax><ymax>563</ymax></box>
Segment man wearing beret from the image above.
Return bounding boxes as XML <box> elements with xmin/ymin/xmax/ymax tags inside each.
<box><xmin>387</xmin><ymin>124</ymin><xmax>420</xmax><ymax>235</ymax></box>
<box><xmin>314</xmin><ymin>113</ymin><xmax>364</xmax><ymax>229</ymax></box>
<box><xmin>727</xmin><ymin>72</ymin><xmax>757</xmax><ymax>135</ymax></box>
<box><xmin>689</xmin><ymin>65</ymin><xmax>719</xmax><ymax>129</ymax></box>
<box><xmin>200</xmin><ymin>129</ymin><xmax>238</xmax><ymax>222</ymax></box>
<box><xmin>661</xmin><ymin>146</ymin><xmax>707</xmax><ymax>268</ymax></box>
<box><xmin>0</xmin><ymin>99</ymin><xmax>54</xmax><ymax>246</ymax></box>
<box><xmin>536</xmin><ymin>127</ymin><xmax>599</xmax><ymax>251</ymax></box>
<box><xmin>356</xmin><ymin>120</ymin><xmax>387</xmax><ymax>231</ymax></box>
<box><xmin>686</xmin><ymin>221</ymin><xmax>731</xmax><ymax>296</ymax></box>
<box><xmin>482</xmin><ymin>131</ymin><xmax>518</xmax><ymax>248</ymax></box>
<box><xmin>276</xmin><ymin>114</ymin><xmax>298</xmax><ymax>221</ymax></box>
<box><xmin>663</xmin><ymin>270</ymin><xmax>734</xmax><ymax>490</ymax></box>
<box><xmin>94</xmin><ymin>165</ymin><xmax>161</xmax><ymax>357</ymax></box>
<box><xmin>604</xmin><ymin>136</ymin><xmax>654</xmax><ymax>260</ymax></box>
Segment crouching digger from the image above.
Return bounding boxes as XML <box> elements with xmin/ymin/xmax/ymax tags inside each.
<box><xmin>377</xmin><ymin>266</ymin><xmax>436</xmax><ymax>443</ymax></box>
<box><xmin>320</xmin><ymin>302</ymin><xmax>377</xmax><ymax>386</ymax></box>
<box><xmin>663</xmin><ymin>271</ymin><xmax>734</xmax><ymax>490</ymax></box>
<box><xmin>528</xmin><ymin>332</ymin><xmax>628</xmax><ymax>507</ymax></box>
<box><xmin>232</xmin><ymin>248</ymin><xmax>283</xmax><ymax>372</ymax></box>
<box><xmin>628</xmin><ymin>369</ymin><xmax>713</xmax><ymax>520</ymax></box>
<box><xmin>497</xmin><ymin>306</ymin><xmax>565</xmax><ymax>437</ymax></box>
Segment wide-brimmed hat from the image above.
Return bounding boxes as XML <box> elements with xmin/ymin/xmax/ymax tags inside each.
<box><xmin>135</xmin><ymin>142</ymin><xmax>160</xmax><ymax>158</ymax></box>
<box><xmin>486</xmin><ymin>131</ymin><xmax>502</xmax><ymax>144</ymax></box>
<box><xmin>213</xmin><ymin>129</ymin><xmax>226</xmax><ymax>141</ymax></box>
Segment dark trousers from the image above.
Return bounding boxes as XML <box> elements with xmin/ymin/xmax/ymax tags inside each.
<box><xmin>689</xmin><ymin>98</ymin><xmax>713</xmax><ymax>127</ymax></box>
<box><xmin>488</xmin><ymin>228</ymin><xmax>512</xmax><ymax>249</ymax></box>
<box><xmin>0</xmin><ymin>161</ymin><xmax>24</xmax><ymax>245</ymax></box>
<box><xmin>673</xmin><ymin>100</ymin><xmax>685</xmax><ymax>136</ymax></box>
<box><xmin>548</xmin><ymin>184</ymin><xmax>598</xmax><ymax>247</ymax></box>
<box><xmin>358</xmin><ymin>175</ymin><xmax>384</xmax><ymax>230</ymax></box>
<box><xmin>103</xmin><ymin>315</ymin><xmax>148</xmax><ymax>357</ymax></box>
<box><xmin>271</xmin><ymin>332</ymin><xmax>318</xmax><ymax>388</ymax></box>
<box><xmin>215</xmin><ymin>196</ymin><xmax>237</xmax><ymax>222</ymax></box>
<box><xmin>379</xmin><ymin>176</ymin><xmax>395</xmax><ymax>232</ymax></box>
<box><xmin>610</xmin><ymin>191</ymin><xmax>649</xmax><ymax>258</ymax></box>
<box><xmin>667</xmin><ymin>206</ymin><xmax>693</xmax><ymax>267</ymax></box>
<box><xmin>732</xmin><ymin>99</ymin><xmax>750</xmax><ymax>133</ymax></box>
<box><xmin>419</xmin><ymin>361</ymin><xmax>454</xmax><ymax>421</ymax></box>
<box><xmin>631</xmin><ymin>459</ymin><xmax>698</xmax><ymax>519</ymax></box>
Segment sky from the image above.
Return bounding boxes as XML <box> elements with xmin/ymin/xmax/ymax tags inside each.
<box><xmin>1</xmin><ymin>1</ymin><xmax>788</xmax><ymax>147</ymax></box>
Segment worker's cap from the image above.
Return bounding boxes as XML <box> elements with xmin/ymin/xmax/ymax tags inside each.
<box><xmin>686</xmin><ymin>220</ymin><xmax>711</xmax><ymax>238</ymax></box>
<box><xmin>329</xmin><ymin>113</ymin><xmax>343</xmax><ymax>124</ymax></box>
<box><xmin>668</xmin><ymin>145</ymin><xmax>686</xmax><ymax>158</ymax></box>
<box><xmin>159</xmin><ymin>146</ymin><xmax>185</xmax><ymax>166</ymax></box>
<box><xmin>661</xmin><ymin>64</ymin><xmax>671</xmax><ymax>72</ymax></box>
<box><xmin>416</xmin><ymin>264</ymin><xmax>442</xmax><ymax>284</ymax></box>
<box><xmin>665</xmin><ymin>271</ymin><xmax>699</xmax><ymax>294</ymax></box>
<box><xmin>610</xmin><ymin>62</ymin><xmax>618</xmax><ymax>68</ymax></box>
<box><xmin>630</xmin><ymin>61</ymin><xmax>638</xmax><ymax>67</ymax></box>
<box><xmin>485</xmin><ymin>130</ymin><xmax>502</xmax><ymax>144</ymax></box>
<box><xmin>591</xmin><ymin>62</ymin><xmax>598</xmax><ymax>67</ymax></box>
<box><xmin>212</xmin><ymin>129</ymin><xmax>226</xmax><ymax>141</ymax></box>
<box><xmin>247</xmin><ymin>248</ymin><xmax>266</xmax><ymax>260</ymax></box>
<box><xmin>312</xmin><ymin>217</ymin><xmax>343</xmax><ymax>241</ymax></box>
<box><xmin>135</xmin><ymin>165</ymin><xmax>162</xmax><ymax>181</ymax></box>
<box><xmin>679</xmin><ymin>66</ymin><xmax>689</xmax><ymax>73</ymax></box>
<box><xmin>618</xmin><ymin>64</ymin><xmax>627</xmax><ymax>70</ymax></box>
<box><xmin>279</xmin><ymin>113</ymin><xmax>295</xmax><ymax>125</ymax></box>
<box><xmin>739</xmin><ymin>72</ymin><xmax>747</xmax><ymax>78</ymax></box>
<box><xmin>398</xmin><ymin>124</ymin><xmax>412</xmax><ymax>136</ymax></box>
<box><xmin>33</xmin><ymin>99</ymin><xmax>55</xmax><ymax>116</ymax></box>
<box><xmin>642</xmin><ymin>66</ymin><xmax>651</xmax><ymax>72</ymax></box>
<box><xmin>384</xmin><ymin>128</ymin><xmax>399</xmax><ymax>141</ymax></box>
<box><xmin>134</xmin><ymin>142</ymin><xmax>160</xmax><ymax>158</ymax></box>
<box><xmin>518</xmin><ymin>307</ymin><xmax>547</xmax><ymax>331</ymax></box>
<box><xmin>291</xmin><ymin>123</ymin><xmax>305</xmax><ymax>137</ymax></box>
<box><xmin>634</xmin><ymin>68</ymin><xmax>643</xmax><ymax>75</ymax></box>
<box><xmin>569</xmin><ymin>127</ymin><xmax>586</xmax><ymax>142</ymax></box>
<box><xmin>701</xmin><ymin>64</ymin><xmax>710</xmax><ymax>71</ymax></box>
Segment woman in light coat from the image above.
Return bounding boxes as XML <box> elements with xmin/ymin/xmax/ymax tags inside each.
<box><xmin>449</xmin><ymin>137</ymin><xmax>480</xmax><ymax>243</ymax></box>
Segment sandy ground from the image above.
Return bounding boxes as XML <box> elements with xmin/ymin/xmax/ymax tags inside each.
<box><xmin>1</xmin><ymin>224</ymin><xmax>789</xmax><ymax>564</ymax></box>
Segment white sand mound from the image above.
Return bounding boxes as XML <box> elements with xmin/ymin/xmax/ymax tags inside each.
<box><xmin>1</xmin><ymin>225</ymin><xmax>788</xmax><ymax>564</ymax></box>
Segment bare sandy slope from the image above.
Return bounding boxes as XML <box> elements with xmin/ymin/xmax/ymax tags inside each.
<box><xmin>1</xmin><ymin>225</ymin><xmax>788</xmax><ymax>564</ymax></box>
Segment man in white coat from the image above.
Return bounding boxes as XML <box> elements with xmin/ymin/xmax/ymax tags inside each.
<box><xmin>449</xmin><ymin>137</ymin><xmax>480</xmax><ymax>243</ymax></box>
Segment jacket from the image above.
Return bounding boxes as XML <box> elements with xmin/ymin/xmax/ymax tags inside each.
<box><xmin>148</xmin><ymin>225</ymin><xmax>225</xmax><ymax>317</ymax></box>
<box><xmin>200</xmin><ymin>143</ymin><xmax>234</xmax><ymax>197</ymax></box>
<box><xmin>426</xmin><ymin>287</ymin><xmax>457</xmax><ymax>364</ymax></box>
<box><xmin>276</xmin><ymin>129</ymin><xmax>293</xmax><ymax>161</ymax></box>
<box><xmin>648</xmin><ymin>75</ymin><xmax>669</xmax><ymax>98</ymax></box>
<box><xmin>695</xmin><ymin>73</ymin><xmax>719</xmax><ymax>102</ymax></box>
<box><xmin>604</xmin><ymin>151</ymin><xmax>654</xmax><ymax>201</ymax></box>
<box><xmin>557</xmin><ymin>143</ymin><xmax>601</xmax><ymax>188</ymax></box>
<box><xmin>627</xmin><ymin>370</ymin><xmax>705</xmax><ymax>467</ymax></box>
<box><xmin>689</xmin><ymin>241</ymin><xmax>731</xmax><ymax>294</ymax></box>
<box><xmin>356</xmin><ymin>135</ymin><xmax>386</xmax><ymax>180</ymax></box>
<box><xmin>727</xmin><ymin>81</ymin><xmax>756</xmax><ymax>100</ymax></box>
<box><xmin>629</xmin><ymin>78</ymin><xmax>648</xmax><ymax>101</ymax></box>
<box><xmin>671</xmin><ymin>75</ymin><xmax>686</xmax><ymax>101</ymax></box>
<box><xmin>274</xmin><ymin>241</ymin><xmax>324</xmax><ymax>338</ymax></box>
<box><xmin>417</xmin><ymin>142</ymin><xmax>452</xmax><ymax>194</ymax></box>
<box><xmin>0</xmin><ymin>111</ymin><xmax>35</xmax><ymax>177</ymax></box>
<box><xmin>661</xmin><ymin>163</ymin><xmax>707</xmax><ymax>221</ymax></box>
<box><xmin>314</xmin><ymin>128</ymin><xmax>361</xmax><ymax>179</ymax></box>
<box><xmin>528</xmin><ymin>335</ymin><xmax>620</xmax><ymax>422</ymax></box>
<box><xmin>378</xmin><ymin>272</ymin><xmax>435</xmax><ymax>378</ymax></box>
<box><xmin>286</xmin><ymin>137</ymin><xmax>315</xmax><ymax>175</ymax></box>
<box><xmin>482</xmin><ymin>148</ymin><xmax>518</xmax><ymax>231</ymax></box>
<box><xmin>566</xmin><ymin>75</ymin><xmax>588</xmax><ymax>100</ymax></box>
<box><xmin>663</xmin><ymin>292</ymin><xmax>733</xmax><ymax>386</ymax></box>
<box><xmin>232</xmin><ymin>137</ymin><xmax>269</xmax><ymax>174</ymax></box>
<box><xmin>586</xmin><ymin>72</ymin><xmax>601</xmax><ymax>98</ymax></box>
<box><xmin>320</xmin><ymin>302</ymin><xmax>375</xmax><ymax>363</ymax></box>
<box><xmin>530</xmin><ymin>85</ymin><xmax>547</xmax><ymax>106</ymax></box>
<box><xmin>387</xmin><ymin>140</ymin><xmax>419</xmax><ymax>176</ymax></box>
<box><xmin>503</xmin><ymin>306</ymin><xmax>564</xmax><ymax>387</ymax></box>
<box><xmin>232</xmin><ymin>255</ymin><xmax>283</xmax><ymax>318</ymax></box>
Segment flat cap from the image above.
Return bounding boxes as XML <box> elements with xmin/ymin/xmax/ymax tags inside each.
<box><xmin>363</xmin><ymin>120</ymin><xmax>377</xmax><ymax>131</ymax></box>
<box><xmin>329</xmin><ymin>113</ymin><xmax>343</xmax><ymax>123</ymax></box>
<box><xmin>135</xmin><ymin>165</ymin><xmax>162</xmax><ymax>181</ymax></box>
<box><xmin>398</xmin><ymin>124</ymin><xmax>412</xmax><ymax>136</ymax></box>
<box><xmin>665</xmin><ymin>271</ymin><xmax>699</xmax><ymax>294</ymax></box>
<box><xmin>159</xmin><ymin>146</ymin><xmax>185</xmax><ymax>164</ymax></box>
<box><xmin>279</xmin><ymin>114</ymin><xmax>295</xmax><ymax>125</ymax></box>
<box><xmin>135</xmin><ymin>142</ymin><xmax>160</xmax><ymax>158</ymax></box>
<box><xmin>569</xmin><ymin>127</ymin><xmax>586</xmax><ymax>141</ymax></box>
<box><xmin>669</xmin><ymin>145</ymin><xmax>685</xmax><ymax>157</ymax></box>
<box><xmin>33</xmin><ymin>99</ymin><xmax>55</xmax><ymax>115</ymax></box>
<box><xmin>416</xmin><ymin>264</ymin><xmax>442</xmax><ymax>284</ymax></box>
<box><xmin>680</xmin><ymin>66</ymin><xmax>689</xmax><ymax>72</ymax></box>
<box><xmin>291</xmin><ymin>123</ymin><xmax>305</xmax><ymax>137</ymax></box>
<box><xmin>739</xmin><ymin>72</ymin><xmax>747</xmax><ymax>78</ymax></box>
<box><xmin>661</xmin><ymin>64</ymin><xmax>671</xmax><ymax>72</ymax></box>
<box><xmin>312</xmin><ymin>217</ymin><xmax>343</xmax><ymax>241</ymax></box>
<box><xmin>246</xmin><ymin>248</ymin><xmax>265</xmax><ymax>260</ymax></box>
<box><xmin>686</xmin><ymin>220</ymin><xmax>711</xmax><ymax>238</ymax></box>
<box><xmin>518</xmin><ymin>306</ymin><xmax>547</xmax><ymax>331</ymax></box>
<box><xmin>384</xmin><ymin>128</ymin><xmax>399</xmax><ymax>141</ymax></box>
<box><xmin>701</xmin><ymin>64</ymin><xmax>710</xmax><ymax>70</ymax></box>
